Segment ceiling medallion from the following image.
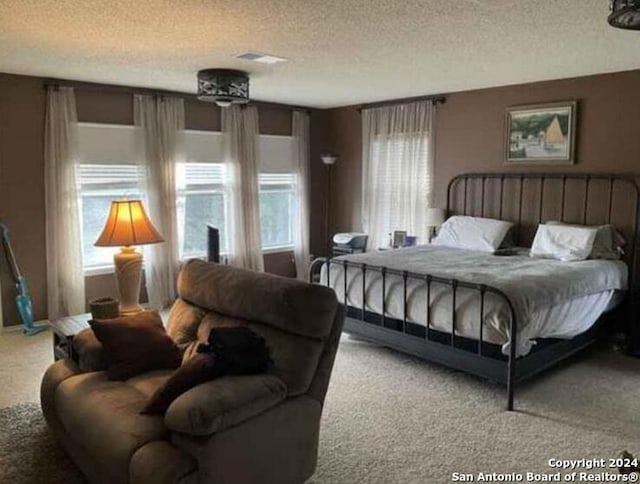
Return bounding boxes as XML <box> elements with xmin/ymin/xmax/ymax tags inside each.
<box><xmin>196</xmin><ymin>69</ymin><xmax>250</xmax><ymax>108</ymax></box>
<box><xmin>609</xmin><ymin>0</ymin><xmax>640</xmax><ymax>30</ymax></box>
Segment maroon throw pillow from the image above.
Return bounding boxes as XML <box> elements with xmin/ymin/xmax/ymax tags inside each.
<box><xmin>141</xmin><ymin>352</ymin><xmax>223</xmax><ymax>414</ymax></box>
<box><xmin>89</xmin><ymin>310</ymin><xmax>181</xmax><ymax>381</ymax></box>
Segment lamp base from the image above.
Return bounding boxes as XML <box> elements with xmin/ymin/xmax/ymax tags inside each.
<box><xmin>114</xmin><ymin>247</ymin><xmax>144</xmax><ymax>316</ymax></box>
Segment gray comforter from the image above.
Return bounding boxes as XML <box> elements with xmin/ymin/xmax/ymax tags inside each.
<box><xmin>321</xmin><ymin>245</ymin><xmax>628</xmax><ymax>356</ymax></box>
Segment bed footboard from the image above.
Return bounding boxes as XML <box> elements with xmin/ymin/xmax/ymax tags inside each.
<box><xmin>310</xmin><ymin>257</ymin><xmax>519</xmax><ymax>411</ymax></box>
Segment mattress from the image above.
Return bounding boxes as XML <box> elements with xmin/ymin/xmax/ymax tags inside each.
<box><xmin>321</xmin><ymin>245</ymin><xmax>628</xmax><ymax>357</ymax></box>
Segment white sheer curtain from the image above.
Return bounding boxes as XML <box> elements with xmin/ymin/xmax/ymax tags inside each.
<box><xmin>45</xmin><ymin>86</ymin><xmax>86</xmax><ymax>318</ymax></box>
<box><xmin>134</xmin><ymin>95</ymin><xmax>184</xmax><ymax>309</ymax></box>
<box><xmin>222</xmin><ymin>105</ymin><xmax>264</xmax><ymax>271</ymax></box>
<box><xmin>292</xmin><ymin>110</ymin><xmax>310</xmax><ymax>280</ymax></box>
<box><xmin>362</xmin><ymin>101</ymin><xmax>435</xmax><ymax>249</ymax></box>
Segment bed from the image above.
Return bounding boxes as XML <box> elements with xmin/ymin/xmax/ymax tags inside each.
<box><xmin>311</xmin><ymin>172</ymin><xmax>640</xmax><ymax>410</ymax></box>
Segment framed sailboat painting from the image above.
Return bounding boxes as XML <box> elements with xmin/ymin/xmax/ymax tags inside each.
<box><xmin>505</xmin><ymin>101</ymin><xmax>577</xmax><ymax>165</ymax></box>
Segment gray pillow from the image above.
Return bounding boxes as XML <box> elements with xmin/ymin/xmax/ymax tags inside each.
<box><xmin>545</xmin><ymin>221</ymin><xmax>625</xmax><ymax>260</ymax></box>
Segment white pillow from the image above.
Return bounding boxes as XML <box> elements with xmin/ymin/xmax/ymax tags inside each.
<box><xmin>432</xmin><ymin>216</ymin><xmax>514</xmax><ymax>253</ymax></box>
<box><xmin>530</xmin><ymin>225</ymin><xmax>598</xmax><ymax>262</ymax></box>
<box><xmin>546</xmin><ymin>221</ymin><xmax>624</xmax><ymax>260</ymax></box>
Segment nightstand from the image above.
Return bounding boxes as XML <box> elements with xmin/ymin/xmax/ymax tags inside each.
<box><xmin>332</xmin><ymin>246</ymin><xmax>365</xmax><ymax>257</ymax></box>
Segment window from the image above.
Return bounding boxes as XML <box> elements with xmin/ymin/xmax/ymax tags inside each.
<box><xmin>175</xmin><ymin>167</ymin><xmax>297</xmax><ymax>258</ymax></box>
<box><xmin>77</xmin><ymin>164</ymin><xmax>142</xmax><ymax>269</ymax></box>
<box><xmin>76</xmin><ymin>125</ymin><xmax>299</xmax><ymax>270</ymax></box>
<box><xmin>259</xmin><ymin>173</ymin><xmax>297</xmax><ymax>250</ymax></box>
<box><xmin>177</xmin><ymin>163</ymin><xmax>228</xmax><ymax>259</ymax></box>
<box><xmin>365</xmin><ymin>133</ymin><xmax>430</xmax><ymax>248</ymax></box>
<box><xmin>76</xmin><ymin>123</ymin><xmax>143</xmax><ymax>272</ymax></box>
<box><xmin>177</xmin><ymin>131</ymin><xmax>299</xmax><ymax>259</ymax></box>
<box><xmin>362</xmin><ymin>102</ymin><xmax>433</xmax><ymax>249</ymax></box>
<box><xmin>257</xmin><ymin>135</ymin><xmax>298</xmax><ymax>252</ymax></box>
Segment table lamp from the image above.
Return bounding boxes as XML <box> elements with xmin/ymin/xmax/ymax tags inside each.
<box><xmin>425</xmin><ymin>208</ymin><xmax>446</xmax><ymax>242</ymax></box>
<box><xmin>94</xmin><ymin>200</ymin><xmax>163</xmax><ymax>316</ymax></box>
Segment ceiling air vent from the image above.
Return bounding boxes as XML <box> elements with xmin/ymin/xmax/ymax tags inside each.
<box><xmin>236</xmin><ymin>52</ymin><xmax>288</xmax><ymax>64</ymax></box>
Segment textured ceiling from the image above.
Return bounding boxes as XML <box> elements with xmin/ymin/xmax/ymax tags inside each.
<box><xmin>1</xmin><ymin>0</ymin><xmax>639</xmax><ymax>108</ymax></box>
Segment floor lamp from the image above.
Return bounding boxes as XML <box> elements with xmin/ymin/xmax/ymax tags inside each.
<box><xmin>321</xmin><ymin>154</ymin><xmax>338</xmax><ymax>254</ymax></box>
<box><xmin>94</xmin><ymin>200</ymin><xmax>164</xmax><ymax>316</ymax></box>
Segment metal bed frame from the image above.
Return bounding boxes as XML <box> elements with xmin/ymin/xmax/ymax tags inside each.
<box><xmin>311</xmin><ymin>172</ymin><xmax>640</xmax><ymax>411</ymax></box>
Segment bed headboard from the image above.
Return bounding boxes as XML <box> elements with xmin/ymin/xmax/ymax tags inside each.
<box><xmin>446</xmin><ymin>172</ymin><xmax>640</xmax><ymax>285</ymax></box>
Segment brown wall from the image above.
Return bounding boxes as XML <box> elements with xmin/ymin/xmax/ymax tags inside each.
<box><xmin>0</xmin><ymin>73</ymin><xmax>304</xmax><ymax>326</ymax></box>
<box><xmin>322</xmin><ymin>69</ymin><xmax>640</xmax><ymax>237</ymax></box>
<box><xmin>0</xmin><ymin>75</ymin><xmax>48</xmax><ymax>328</ymax></box>
<box><xmin>324</xmin><ymin>107</ymin><xmax>363</xmax><ymax>237</ymax></box>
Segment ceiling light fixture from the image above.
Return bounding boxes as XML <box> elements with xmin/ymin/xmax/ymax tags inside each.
<box><xmin>609</xmin><ymin>0</ymin><xmax>640</xmax><ymax>30</ymax></box>
<box><xmin>197</xmin><ymin>69</ymin><xmax>250</xmax><ymax>108</ymax></box>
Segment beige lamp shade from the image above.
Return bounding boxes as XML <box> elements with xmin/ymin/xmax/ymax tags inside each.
<box><xmin>94</xmin><ymin>200</ymin><xmax>163</xmax><ymax>247</ymax></box>
<box><xmin>425</xmin><ymin>208</ymin><xmax>446</xmax><ymax>227</ymax></box>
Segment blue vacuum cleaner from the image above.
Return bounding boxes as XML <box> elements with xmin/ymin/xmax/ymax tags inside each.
<box><xmin>0</xmin><ymin>221</ymin><xmax>48</xmax><ymax>335</ymax></box>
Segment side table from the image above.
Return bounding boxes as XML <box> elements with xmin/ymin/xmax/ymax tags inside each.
<box><xmin>45</xmin><ymin>309</ymin><xmax>171</xmax><ymax>362</ymax></box>
<box><xmin>46</xmin><ymin>313</ymin><xmax>91</xmax><ymax>362</ymax></box>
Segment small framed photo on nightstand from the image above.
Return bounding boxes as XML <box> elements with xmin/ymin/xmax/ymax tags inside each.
<box><xmin>392</xmin><ymin>231</ymin><xmax>407</xmax><ymax>248</ymax></box>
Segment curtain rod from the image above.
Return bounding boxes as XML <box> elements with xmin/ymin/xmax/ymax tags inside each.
<box><xmin>43</xmin><ymin>78</ymin><xmax>313</xmax><ymax>113</ymax></box>
<box><xmin>356</xmin><ymin>94</ymin><xmax>447</xmax><ymax>112</ymax></box>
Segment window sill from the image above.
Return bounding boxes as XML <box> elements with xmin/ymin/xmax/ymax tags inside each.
<box><xmin>86</xmin><ymin>247</ymin><xmax>294</xmax><ymax>276</ymax></box>
<box><xmin>180</xmin><ymin>247</ymin><xmax>294</xmax><ymax>261</ymax></box>
<box><xmin>84</xmin><ymin>265</ymin><xmax>115</xmax><ymax>277</ymax></box>
<box><xmin>263</xmin><ymin>246</ymin><xmax>294</xmax><ymax>255</ymax></box>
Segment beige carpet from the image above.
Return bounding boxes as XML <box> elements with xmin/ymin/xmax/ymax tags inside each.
<box><xmin>312</xmin><ymin>337</ymin><xmax>640</xmax><ymax>483</ymax></box>
<box><xmin>1</xmin><ymin>330</ymin><xmax>640</xmax><ymax>483</ymax></box>
<box><xmin>0</xmin><ymin>328</ymin><xmax>53</xmax><ymax>409</ymax></box>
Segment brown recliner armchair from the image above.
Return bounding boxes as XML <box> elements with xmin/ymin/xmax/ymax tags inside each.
<box><xmin>41</xmin><ymin>260</ymin><xmax>344</xmax><ymax>484</ymax></box>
